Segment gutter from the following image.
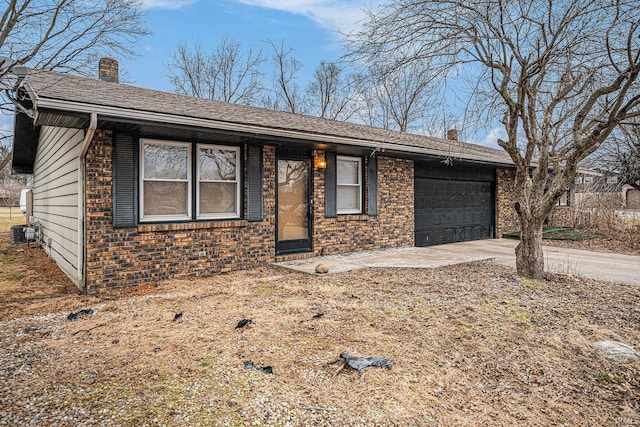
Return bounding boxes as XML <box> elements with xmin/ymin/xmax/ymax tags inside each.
<box><xmin>35</xmin><ymin>97</ymin><xmax>514</xmax><ymax>167</ymax></box>
<box><xmin>78</xmin><ymin>112</ymin><xmax>97</xmax><ymax>293</ymax></box>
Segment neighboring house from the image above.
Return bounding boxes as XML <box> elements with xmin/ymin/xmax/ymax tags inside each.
<box><xmin>573</xmin><ymin>168</ymin><xmax>625</xmax><ymax>208</ymax></box>
<box><xmin>10</xmin><ymin>59</ymin><xmax>521</xmax><ymax>293</ymax></box>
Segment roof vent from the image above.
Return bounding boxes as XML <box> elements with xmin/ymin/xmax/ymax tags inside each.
<box><xmin>99</xmin><ymin>57</ymin><xmax>119</xmax><ymax>83</ymax></box>
<box><xmin>446</xmin><ymin>129</ymin><xmax>458</xmax><ymax>141</ymax></box>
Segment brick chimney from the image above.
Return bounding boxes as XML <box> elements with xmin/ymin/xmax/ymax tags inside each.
<box><xmin>446</xmin><ymin>129</ymin><xmax>458</xmax><ymax>141</ymax></box>
<box><xmin>99</xmin><ymin>58</ymin><xmax>119</xmax><ymax>83</ymax></box>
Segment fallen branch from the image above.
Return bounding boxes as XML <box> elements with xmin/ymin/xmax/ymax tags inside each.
<box><xmin>299</xmin><ymin>403</ymin><xmax>337</xmax><ymax>412</ymax></box>
<box><xmin>71</xmin><ymin>323</ymin><xmax>106</xmax><ymax>336</ymax></box>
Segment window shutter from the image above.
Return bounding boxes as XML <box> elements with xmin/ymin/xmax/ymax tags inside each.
<box><xmin>246</xmin><ymin>144</ymin><xmax>263</xmax><ymax>221</ymax></box>
<box><xmin>368</xmin><ymin>156</ymin><xmax>378</xmax><ymax>216</ymax></box>
<box><xmin>325</xmin><ymin>152</ymin><xmax>337</xmax><ymax>218</ymax></box>
<box><xmin>113</xmin><ymin>134</ymin><xmax>137</xmax><ymax>227</ymax></box>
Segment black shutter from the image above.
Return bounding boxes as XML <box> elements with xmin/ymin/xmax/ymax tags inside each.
<box><xmin>247</xmin><ymin>144</ymin><xmax>263</xmax><ymax>221</ymax></box>
<box><xmin>368</xmin><ymin>156</ymin><xmax>378</xmax><ymax>216</ymax></box>
<box><xmin>113</xmin><ymin>134</ymin><xmax>137</xmax><ymax>227</ymax></box>
<box><xmin>325</xmin><ymin>152</ymin><xmax>337</xmax><ymax>218</ymax></box>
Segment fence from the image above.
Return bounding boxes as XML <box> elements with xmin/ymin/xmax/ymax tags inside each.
<box><xmin>0</xmin><ymin>206</ymin><xmax>25</xmax><ymax>220</ymax></box>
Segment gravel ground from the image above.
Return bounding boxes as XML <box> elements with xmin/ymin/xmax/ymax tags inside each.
<box><xmin>1</xmin><ymin>261</ymin><xmax>639</xmax><ymax>426</ymax></box>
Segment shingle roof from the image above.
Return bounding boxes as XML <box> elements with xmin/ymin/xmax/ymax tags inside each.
<box><xmin>22</xmin><ymin>70</ymin><xmax>512</xmax><ymax>165</ymax></box>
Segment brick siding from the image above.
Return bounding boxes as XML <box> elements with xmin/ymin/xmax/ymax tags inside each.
<box><xmin>496</xmin><ymin>168</ymin><xmax>519</xmax><ymax>236</ymax></box>
<box><xmin>495</xmin><ymin>168</ymin><xmax>589</xmax><ymax>233</ymax></box>
<box><xmin>85</xmin><ymin>131</ymin><xmax>276</xmax><ymax>292</ymax></box>
<box><xmin>311</xmin><ymin>153</ymin><xmax>414</xmax><ymax>256</ymax></box>
<box><xmin>84</xmin><ymin>133</ymin><xmax>415</xmax><ymax>292</ymax></box>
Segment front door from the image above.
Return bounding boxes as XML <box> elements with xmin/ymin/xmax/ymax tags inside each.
<box><xmin>276</xmin><ymin>156</ymin><xmax>311</xmax><ymax>254</ymax></box>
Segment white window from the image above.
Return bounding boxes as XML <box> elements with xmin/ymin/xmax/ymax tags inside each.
<box><xmin>336</xmin><ymin>156</ymin><xmax>362</xmax><ymax>214</ymax></box>
<box><xmin>197</xmin><ymin>144</ymin><xmax>240</xmax><ymax>219</ymax></box>
<box><xmin>558</xmin><ymin>191</ymin><xmax>570</xmax><ymax>206</ymax></box>
<box><xmin>607</xmin><ymin>176</ymin><xmax>618</xmax><ymax>184</ymax></box>
<box><xmin>574</xmin><ymin>176</ymin><xmax>583</xmax><ymax>184</ymax></box>
<box><xmin>583</xmin><ymin>176</ymin><xmax>594</xmax><ymax>184</ymax></box>
<box><xmin>140</xmin><ymin>139</ymin><xmax>191</xmax><ymax>221</ymax></box>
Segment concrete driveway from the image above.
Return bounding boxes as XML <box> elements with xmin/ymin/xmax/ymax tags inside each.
<box><xmin>276</xmin><ymin>239</ymin><xmax>640</xmax><ymax>286</ymax></box>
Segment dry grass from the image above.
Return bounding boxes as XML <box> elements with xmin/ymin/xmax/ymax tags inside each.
<box><xmin>547</xmin><ymin>197</ymin><xmax>640</xmax><ymax>255</ymax></box>
<box><xmin>1</xmin><ymin>227</ymin><xmax>639</xmax><ymax>425</ymax></box>
<box><xmin>0</xmin><ymin>206</ymin><xmax>25</xmax><ymax>228</ymax></box>
<box><xmin>1</xmin><ymin>216</ymin><xmax>639</xmax><ymax>425</ymax></box>
<box><xmin>0</xmin><ymin>214</ymin><xmax>80</xmax><ymax>319</ymax></box>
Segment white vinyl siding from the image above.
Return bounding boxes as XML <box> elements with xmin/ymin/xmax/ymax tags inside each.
<box><xmin>32</xmin><ymin>126</ymin><xmax>83</xmax><ymax>286</ymax></box>
<box><xmin>336</xmin><ymin>156</ymin><xmax>362</xmax><ymax>214</ymax></box>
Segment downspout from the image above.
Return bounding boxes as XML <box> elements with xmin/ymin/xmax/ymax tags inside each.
<box><xmin>78</xmin><ymin>112</ymin><xmax>97</xmax><ymax>294</ymax></box>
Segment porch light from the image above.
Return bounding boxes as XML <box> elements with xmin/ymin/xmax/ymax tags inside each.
<box><xmin>315</xmin><ymin>152</ymin><xmax>327</xmax><ymax>169</ymax></box>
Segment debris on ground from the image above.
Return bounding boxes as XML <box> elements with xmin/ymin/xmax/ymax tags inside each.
<box><xmin>2</xmin><ymin>258</ymin><xmax>640</xmax><ymax>426</ymax></box>
<box><xmin>315</xmin><ymin>264</ymin><xmax>329</xmax><ymax>274</ymax></box>
<box><xmin>339</xmin><ymin>353</ymin><xmax>392</xmax><ymax>372</ymax></box>
<box><xmin>236</xmin><ymin>318</ymin><xmax>252</xmax><ymax>329</ymax></box>
<box><xmin>244</xmin><ymin>360</ymin><xmax>273</xmax><ymax>374</ymax></box>
<box><xmin>594</xmin><ymin>341</ymin><xmax>640</xmax><ymax>364</ymax></box>
<box><xmin>172</xmin><ymin>312</ymin><xmax>183</xmax><ymax>322</ymax></box>
<box><xmin>311</xmin><ymin>312</ymin><xmax>325</xmax><ymax>319</ymax></box>
<box><xmin>67</xmin><ymin>309</ymin><xmax>94</xmax><ymax>320</ymax></box>
<box><xmin>21</xmin><ymin>327</ymin><xmax>41</xmax><ymax>333</ymax></box>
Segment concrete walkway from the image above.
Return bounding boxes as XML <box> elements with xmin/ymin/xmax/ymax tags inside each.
<box><xmin>275</xmin><ymin>239</ymin><xmax>640</xmax><ymax>286</ymax></box>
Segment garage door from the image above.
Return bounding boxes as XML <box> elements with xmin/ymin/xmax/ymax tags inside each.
<box><xmin>415</xmin><ymin>163</ymin><xmax>495</xmax><ymax>247</ymax></box>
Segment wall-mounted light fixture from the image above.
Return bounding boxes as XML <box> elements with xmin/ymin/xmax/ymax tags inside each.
<box><xmin>315</xmin><ymin>152</ymin><xmax>327</xmax><ymax>169</ymax></box>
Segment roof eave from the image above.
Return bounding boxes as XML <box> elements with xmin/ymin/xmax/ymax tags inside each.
<box><xmin>34</xmin><ymin>96</ymin><xmax>514</xmax><ymax>167</ymax></box>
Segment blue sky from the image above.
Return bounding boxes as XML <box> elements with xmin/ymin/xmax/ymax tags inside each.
<box><xmin>2</xmin><ymin>0</ymin><xmax>504</xmax><ymax>148</ymax></box>
<box><xmin>126</xmin><ymin>0</ymin><xmax>377</xmax><ymax>91</ymax></box>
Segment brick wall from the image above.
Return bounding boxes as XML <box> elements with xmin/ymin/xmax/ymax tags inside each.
<box><xmin>84</xmin><ymin>131</ymin><xmax>276</xmax><ymax>292</ymax></box>
<box><xmin>311</xmin><ymin>154</ymin><xmax>414</xmax><ymax>256</ymax></box>
<box><xmin>545</xmin><ymin>206</ymin><xmax>577</xmax><ymax>228</ymax></box>
<box><xmin>496</xmin><ymin>168</ymin><xmax>519</xmax><ymax>236</ymax></box>
<box><xmin>495</xmin><ymin>168</ymin><xmax>589</xmax><ymax>233</ymax></box>
<box><xmin>84</xmin><ymin>134</ymin><xmax>415</xmax><ymax>292</ymax></box>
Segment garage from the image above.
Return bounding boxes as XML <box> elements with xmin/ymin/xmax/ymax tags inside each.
<box><xmin>415</xmin><ymin>162</ymin><xmax>495</xmax><ymax>246</ymax></box>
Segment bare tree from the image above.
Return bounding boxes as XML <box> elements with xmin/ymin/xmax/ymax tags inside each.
<box><xmin>261</xmin><ymin>40</ymin><xmax>307</xmax><ymax>114</ymax></box>
<box><xmin>0</xmin><ymin>174</ymin><xmax>25</xmax><ymax>207</ymax></box>
<box><xmin>354</xmin><ymin>63</ymin><xmax>439</xmax><ymax>132</ymax></box>
<box><xmin>600</xmin><ymin>125</ymin><xmax>640</xmax><ymax>190</ymax></box>
<box><xmin>0</xmin><ymin>0</ymin><xmax>148</xmax><ymax>79</ymax></box>
<box><xmin>307</xmin><ymin>61</ymin><xmax>358</xmax><ymax>121</ymax></box>
<box><xmin>166</xmin><ymin>35</ymin><xmax>265</xmax><ymax>105</ymax></box>
<box><xmin>0</xmin><ymin>0</ymin><xmax>149</xmax><ymax>172</ymax></box>
<box><xmin>617</xmin><ymin>141</ymin><xmax>640</xmax><ymax>191</ymax></box>
<box><xmin>348</xmin><ymin>0</ymin><xmax>640</xmax><ymax>278</ymax></box>
<box><xmin>0</xmin><ymin>137</ymin><xmax>10</xmax><ymax>172</ymax></box>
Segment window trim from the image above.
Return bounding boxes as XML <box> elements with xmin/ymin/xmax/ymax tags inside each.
<box><xmin>139</xmin><ymin>138</ymin><xmax>192</xmax><ymax>222</ymax></box>
<box><xmin>557</xmin><ymin>190</ymin><xmax>570</xmax><ymax>206</ymax></box>
<box><xmin>196</xmin><ymin>143</ymin><xmax>241</xmax><ymax>220</ymax></box>
<box><xmin>336</xmin><ymin>155</ymin><xmax>363</xmax><ymax>215</ymax></box>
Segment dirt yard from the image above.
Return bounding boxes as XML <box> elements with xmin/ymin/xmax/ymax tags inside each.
<box><xmin>1</xmin><ymin>220</ymin><xmax>639</xmax><ymax>425</ymax></box>
<box><xmin>0</xmin><ymin>214</ymin><xmax>80</xmax><ymax>320</ymax></box>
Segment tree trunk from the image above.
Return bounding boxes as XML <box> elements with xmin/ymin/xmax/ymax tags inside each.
<box><xmin>516</xmin><ymin>221</ymin><xmax>545</xmax><ymax>278</ymax></box>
